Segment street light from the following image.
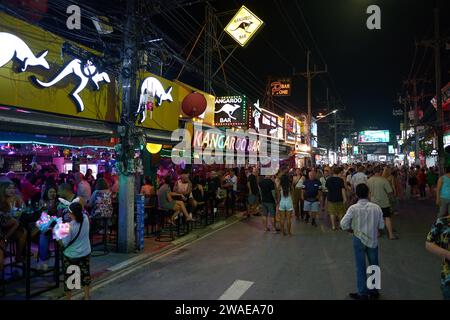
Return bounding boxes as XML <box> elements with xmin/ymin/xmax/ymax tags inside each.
<box><xmin>316</xmin><ymin>109</ymin><xmax>338</xmax><ymax>120</ymax></box>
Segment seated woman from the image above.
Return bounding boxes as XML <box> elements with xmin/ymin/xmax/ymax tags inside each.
<box><xmin>191</xmin><ymin>176</ymin><xmax>205</xmax><ymax>214</ymax></box>
<box><xmin>37</xmin><ymin>186</ymin><xmax>58</xmax><ymax>270</ymax></box>
<box><xmin>0</xmin><ymin>180</ymin><xmax>27</xmax><ymax>266</ymax></box>
<box><xmin>157</xmin><ymin>176</ymin><xmax>194</xmax><ymax>224</ymax></box>
<box><xmin>141</xmin><ymin>177</ymin><xmax>156</xmax><ymax>206</ymax></box>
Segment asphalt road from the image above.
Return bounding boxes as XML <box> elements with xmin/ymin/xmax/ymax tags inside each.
<box><xmin>90</xmin><ymin>198</ymin><xmax>443</xmax><ymax>300</ymax></box>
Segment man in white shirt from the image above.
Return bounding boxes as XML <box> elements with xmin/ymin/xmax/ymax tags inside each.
<box><xmin>75</xmin><ymin>172</ymin><xmax>91</xmax><ymax>204</ymax></box>
<box><xmin>351</xmin><ymin>166</ymin><xmax>368</xmax><ymax>191</ymax></box>
<box><xmin>341</xmin><ymin>183</ymin><xmax>385</xmax><ymax>300</ymax></box>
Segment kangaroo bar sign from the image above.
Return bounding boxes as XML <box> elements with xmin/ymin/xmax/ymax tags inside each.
<box><xmin>214</xmin><ymin>95</ymin><xmax>248</xmax><ymax>128</ymax></box>
<box><xmin>224</xmin><ymin>5</ymin><xmax>264</xmax><ymax>48</ymax></box>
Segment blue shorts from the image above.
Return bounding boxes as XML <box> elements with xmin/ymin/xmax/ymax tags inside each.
<box><xmin>262</xmin><ymin>202</ymin><xmax>276</xmax><ymax>216</ymax></box>
<box><xmin>304</xmin><ymin>200</ymin><xmax>320</xmax><ymax>213</ymax></box>
<box><xmin>279</xmin><ymin>198</ymin><xmax>294</xmax><ymax>212</ymax></box>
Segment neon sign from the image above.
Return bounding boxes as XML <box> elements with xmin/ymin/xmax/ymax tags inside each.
<box><xmin>214</xmin><ymin>96</ymin><xmax>248</xmax><ymax>127</ymax></box>
<box><xmin>192</xmin><ymin>130</ymin><xmax>260</xmax><ymax>153</ymax></box>
<box><xmin>1</xmin><ymin>32</ymin><xmax>50</xmax><ymax>71</ymax></box>
<box><xmin>31</xmin><ymin>59</ymin><xmax>110</xmax><ymax>112</ymax></box>
<box><xmin>137</xmin><ymin>77</ymin><xmax>173</xmax><ymax>123</ymax></box>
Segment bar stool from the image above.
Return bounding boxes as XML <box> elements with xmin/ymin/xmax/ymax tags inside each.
<box><xmin>155</xmin><ymin>208</ymin><xmax>176</xmax><ymax>242</ymax></box>
<box><xmin>144</xmin><ymin>195</ymin><xmax>157</xmax><ymax>237</ymax></box>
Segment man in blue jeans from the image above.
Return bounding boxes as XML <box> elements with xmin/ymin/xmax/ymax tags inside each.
<box><xmin>341</xmin><ymin>184</ymin><xmax>385</xmax><ymax>300</ymax></box>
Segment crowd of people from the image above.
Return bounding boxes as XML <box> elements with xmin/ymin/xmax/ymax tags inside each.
<box><xmin>1</xmin><ymin>161</ymin><xmax>449</xmax><ymax>300</ymax></box>
<box><xmin>0</xmin><ymin>165</ymin><xmax>119</xmax><ymax>300</ymax></box>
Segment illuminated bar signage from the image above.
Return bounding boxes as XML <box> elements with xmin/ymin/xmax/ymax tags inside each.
<box><xmin>271</xmin><ymin>79</ymin><xmax>292</xmax><ymax>96</ymax></box>
<box><xmin>224</xmin><ymin>5</ymin><xmax>264</xmax><ymax>48</ymax></box>
<box><xmin>192</xmin><ymin>129</ymin><xmax>260</xmax><ymax>153</ymax></box>
<box><xmin>214</xmin><ymin>95</ymin><xmax>248</xmax><ymax>127</ymax></box>
<box><xmin>285</xmin><ymin>113</ymin><xmax>300</xmax><ymax>144</ymax></box>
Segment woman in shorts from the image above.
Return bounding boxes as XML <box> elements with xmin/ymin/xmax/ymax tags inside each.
<box><xmin>278</xmin><ymin>174</ymin><xmax>294</xmax><ymax>237</ymax></box>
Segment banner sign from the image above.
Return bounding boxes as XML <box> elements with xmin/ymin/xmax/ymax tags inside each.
<box><xmin>285</xmin><ymin>113</ymin><xmax>300</xmax><ymax>145</ymax></box>
<box><xmin>214</xmin><ymin>95</ymin><xmax>248</xmax><ymax>127</ymax></box>
<box><xmin>249</xmin><ymin>100</ymin><xmax>283</xmax><ymax>139</ymax></box>
<box><xmin>431</xmin><ymin>82</ymin><xmax>450</xmax><ymax>111</ymax></box>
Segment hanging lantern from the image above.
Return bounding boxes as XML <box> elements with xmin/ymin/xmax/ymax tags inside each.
<box><xmin>146</xmin><ymin>143</ymin><xmax>162</xmax><ymax>154</ymax></box>
<box><xmin>181</xmin><ymin>92</ymin><xmax>207</xmax><ymax>118</ymax></box>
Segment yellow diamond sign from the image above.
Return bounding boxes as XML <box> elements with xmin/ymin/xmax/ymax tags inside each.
<box><xmin>225</xmin><ymin>6</ymin><xmax>264</xmax><ymax>48</ymax></box>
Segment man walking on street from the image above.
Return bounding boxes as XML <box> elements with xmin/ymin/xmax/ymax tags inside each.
<box><xmin>326</xmin><ymin>167</ymin><xmax>347</xmax><ymax>231</ymax></box>
<box><xmin>259</xmin><ymin>174</ymin><xmax>277</xmax><ymax>233</ymax></box>
<box><xmin>367</xmin><ymin>166</ymin><xmax>398</xmax><ymax>240</ymax></box>
<box><xmin>302</xmin><ymin>171</ymin><xmax>322</xmax><ymax>227</ymax></box>
<box><xmin>341</xmin><ymin>184</ymin><xmax>385</xmax><ymax>300</ymax></box>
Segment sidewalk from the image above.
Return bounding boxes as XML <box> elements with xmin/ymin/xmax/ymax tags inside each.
<box><xmin>0</xmin><ymin>213</ymin><xmax>244</xmax><ymax>300</ymax></box>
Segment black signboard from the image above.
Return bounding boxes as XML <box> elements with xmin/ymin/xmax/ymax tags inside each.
<box><xmin>214</xmin><ymin>96</ymin><xmax>248</xmax><ymax>127</ymax></box>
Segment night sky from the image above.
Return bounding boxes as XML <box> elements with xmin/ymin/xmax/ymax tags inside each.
<box><xmin>6</xmin><ymin>0</ymin><xmax>449</xmax><ymax>136</ymax></box>
<box><xmin>209</xmin><ymin>0</ymin><xmax>450</xmax><ymax>134</ymax></box>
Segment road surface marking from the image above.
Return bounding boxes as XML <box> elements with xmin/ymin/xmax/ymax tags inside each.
<box><xmin>218</xmin><ymin>280</ymin><xmax>254</xmax><ymax>300</ymax></box>
<box><xmin>68</xmin><ymin>217</ymin><xmax>243</xmax><ymax>299</ymax></box>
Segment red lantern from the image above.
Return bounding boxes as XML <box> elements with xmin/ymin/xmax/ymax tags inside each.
<box><xmin>181</xmin><ymin>92</ymin><xmax>207</xmax><ymax>118</ymax></box>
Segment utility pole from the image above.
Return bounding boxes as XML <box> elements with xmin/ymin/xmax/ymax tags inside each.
<box><xmin>294</xmin><ymin>50</ymin><xmax>327</xmax><ymax>151</ymax></box>
<box><xmin>401</xmin><ymin>96</ymin><xmax>410</xmax><ymax>167</ymax></box>
<box><xmin>118</xmin><ymin>0</ymin><xmax>137</xmax><ymax>253</ymax></box>
<box><xmin>334</xmin><ymin>111</ymin><xmax>337</xmax><ymax>153</ymax></box>
<box><xmin>404</xmin><ymin>79</ymin><xmax>426</xmax><ymax>166</ymax></box>
<box><xmin>418</xmin><ymin>5</ymin><xmax>445</xmax><ymax>174</ymax></box>
<box><xmin>434</xmin><ymin>6</ymin><xmax>444</xmax><ymax>175</ymax></box>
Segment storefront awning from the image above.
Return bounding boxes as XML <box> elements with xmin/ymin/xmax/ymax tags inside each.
<box><xmin>0</xmin><ymin>107</ymin><xmax>116</xmax><ymax>138</ymax></box>
<box><xmin>0</xmin><ymin>131</ymin><xmax>114</xmax><ymax>149</ymax></box>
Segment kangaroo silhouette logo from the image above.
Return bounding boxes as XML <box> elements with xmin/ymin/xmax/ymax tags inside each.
<box><xmin>0</xmin><ymin>32</ymin><xmax>50</xmax><ymax>72</ymax></box>
<box><xmin>215</xmin><ymin>104</ymin><xmax>241</xmax><ymax>120</ymax></box>
<box><xmin>253</xmin><ymin>100</ymin><xmax>262</xmax><ymax>132</ymax></box>
<box><xmin>30</xmin><ymin>59</ymin><xmax>110</xmax><ymax>112</ymax></box>
<box><xmin>233</xmin><ymin>21</ymin><xmax>253</xmax><ymax>33</ymax></box>
<box><xmin>137</xmin><ymin>77</ymin><xmax>173</xmax><ymax>123</ymax></box>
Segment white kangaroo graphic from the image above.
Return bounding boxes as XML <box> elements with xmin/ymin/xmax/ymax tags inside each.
<box><xmin>215</xmin><ymin>104</ymin><xmax>241</xmax><ymax>120</ymax></box>
<box><xmin>252</xmin><ymin>99</ymin><xmax>262</xmax><ymax>132</ymax></box>
<box><xmin>31</xmin><ymin>59</ymin><xmax>110</xmax><ymax>112</ymax></box>
<box><xmin>137</xmin><ymin>77</ymin><xmax>173</xmax><ymax>123</ymax></box>
<box><xmin>0</xmin><ymin>32</ymin><xmax>50</xmax><ymax>71</ymax></box>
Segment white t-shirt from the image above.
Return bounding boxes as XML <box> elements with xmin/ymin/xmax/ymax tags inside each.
<box><xmin>230</xmin><ymin>175</ymin><xmax>238</xmax><ymax>192</ymax></box>
<box><xmin>351</xmin><ymin>172</ymin><xmax>368</xmax><ymax>190</ymax></box>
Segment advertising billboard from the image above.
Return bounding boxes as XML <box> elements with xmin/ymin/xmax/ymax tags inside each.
<box><xmin>250</xmin><ymin>102</ymin><xmax>284</xmax><ymax>140</ymax></box>
<box><xmin>285</xmin><ymin>113</ymin><xmax>300</xmax><ymax>145</ymax></box>
<box><xmin>358</xmin><ymin>130</ymin><xmax>390</xmax><ymax>143</ymax></box>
